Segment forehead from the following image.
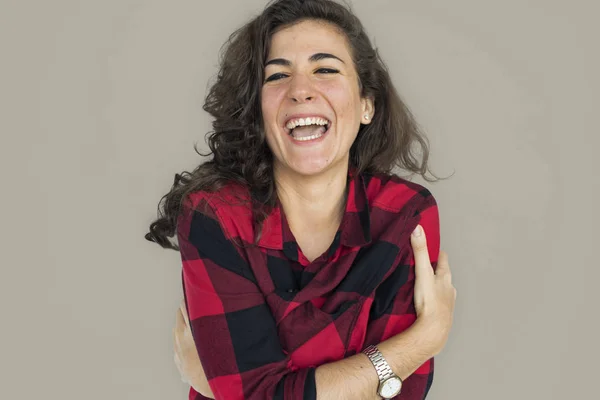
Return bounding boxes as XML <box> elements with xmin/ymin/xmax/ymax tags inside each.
<box><xmin>267</xmin><ymin>19</ymin><xmax>352</xmax><ymax>60</ymax></box>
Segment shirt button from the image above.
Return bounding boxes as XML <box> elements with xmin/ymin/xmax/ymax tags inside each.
<box><xmin>287</xmin><ymin>289</ymin><xmax>296</xmax><ymax>293</ymax></box>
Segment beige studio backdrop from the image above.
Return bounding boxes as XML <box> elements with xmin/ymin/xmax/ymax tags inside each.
<box><xmin>1</xmin><ymin>0</ymin><xmax>598</xmax><ymax>399</ymax></box>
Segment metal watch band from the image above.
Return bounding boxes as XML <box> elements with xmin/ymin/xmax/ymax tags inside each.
<box><xmin>362</xmin><ymin>345</ymin><xmax>396</xmax><ymax>382</ymax></box>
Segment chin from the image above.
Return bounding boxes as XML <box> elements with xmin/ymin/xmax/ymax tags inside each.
<box><xmin>291</xmin><ymin>164</ymin><xmax>329</xmax><ymax>177</ymax></box>
<box><xmin>284</xmin><ymin>156</ymin><xmax>345</xmax><ymax>177</ymax></box>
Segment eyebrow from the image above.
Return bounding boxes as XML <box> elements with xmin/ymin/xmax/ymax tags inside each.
<box><xmin>265</xmin><ymin>52</ymin><xmax>345</xmax><ymax>67</ymax></box>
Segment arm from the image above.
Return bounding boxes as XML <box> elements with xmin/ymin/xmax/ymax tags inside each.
<box><xmin>360</xmin><ymin>190</ymin><xmax>442</xmax><ymax>398</ymax></box>
<box><xmin>314</xmin><ymin>320</ymin><xmax>433</xmax><ymax>400</ymax></box>
<box><xmin>174</xmin><ymin>300</ymin><xmax>214</xmax><ymax>398</ymax></box>
<box><xmin>178</xmin><ymin>195</ymin><xmax>452</xmax><ymax>400</ymax></box>
<box><xmin>178</xmin><ymin>197</ymin><xmax>315</xmax><ymax>400</ymax></box>
<box><xmin>317</xmin><ymin>192</ymin><xmax>443</xmax><ymax>400</ymax></box>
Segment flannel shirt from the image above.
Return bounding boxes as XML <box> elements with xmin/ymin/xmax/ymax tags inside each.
<box><xmin>177</xmin><ymin>169</ymin><xmax>440</xmax><ymax>400</ymax></box>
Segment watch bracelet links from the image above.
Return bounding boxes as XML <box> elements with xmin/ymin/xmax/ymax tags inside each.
<box><xmin>362</xmin><ymin>345</ymin><xmax>397</xmax><ymax>382</ymax></box>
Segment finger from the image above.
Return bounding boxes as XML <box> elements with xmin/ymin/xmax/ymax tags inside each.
<box><xmin>435</xmin><ymin>250</ymin><xmax>451</xmax><ymax>277</ymax></box>
<box><xmin>174</xmin><ymin>334</ymin><xmax>185</xmax><ymax>376</ymax></box>
<box><xmin>180</xmin><ymin>300</ymin><xmax>191</xmax><ymax>327</ymax></box>
<box><xmin>175</xmin><ymin>353</ymin><xmax>187</xmax><ymax>382</ymax></box>
<box><xmin>174</xmin><ymin>307</ymin><xmax>186</xmax><ymax>340</ymax></box>
<box><xmin>174</xmin><ymin>349</ymin><xmax>182</xmax><ymax>370</ymax></box>
<box><xmin>176</xmin><ymin>352</ymin><xmax>189</xmax><ymax>384</ymax></box>
<box><xmin>410</xmin><ymin>224</ymin><xmax>434</xmax><ymax>280</ymax></box>
<box><xmin>174</xmin><ymin>324</ymin><xmax>182</xmax><ymax>350</ymax></box>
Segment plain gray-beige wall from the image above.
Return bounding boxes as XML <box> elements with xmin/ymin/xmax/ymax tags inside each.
<box><xmin>1</xmin><ymin>0</ymin><xmax>598</xmax><ymax>399</ymax></box>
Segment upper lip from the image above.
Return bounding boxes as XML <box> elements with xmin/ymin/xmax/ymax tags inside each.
<box><xmin>282</xmin><ymin>113</ymin><xmax>331</xmax><ymax>132</ymax></box>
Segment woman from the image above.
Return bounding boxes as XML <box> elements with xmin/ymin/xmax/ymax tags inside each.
<box><xmin>146</xmin><ymin>0</ymin><xmax>456</xmax><ymax>399</ymax></box>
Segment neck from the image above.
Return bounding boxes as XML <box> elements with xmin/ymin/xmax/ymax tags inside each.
<box><xmin>274</xmin><ymin>163</ymin><xmax>349</xmax><ymax>232</ymax></box>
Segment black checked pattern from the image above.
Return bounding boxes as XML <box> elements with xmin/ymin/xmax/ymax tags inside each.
<box><xmin>177</xmin><ymin>169</ymin><xmax>441</xmax><ymax>400</ymax></box>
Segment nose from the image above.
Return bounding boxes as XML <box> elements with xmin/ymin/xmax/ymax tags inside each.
<box><xmin>287</xmin><ymin>74</ymin><xmax>316</xmax><ymax>103</ymax></box>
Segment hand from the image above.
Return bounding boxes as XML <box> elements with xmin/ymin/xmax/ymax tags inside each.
<box><xmin>411</xmin><ymin>224</ymin><xmax>456</xmax><ymax>356</ymax></box>
<box><xmin>173</xmin><ymin>300</ymin><xmax>214</xmax><ymax>398</ymax></box>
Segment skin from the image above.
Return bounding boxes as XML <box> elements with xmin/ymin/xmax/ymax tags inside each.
<box><xmin>261</xmin><ymin>19</ymin><xmax>375</xmax><ymax>262</ymax></box>
<box><xmin>174</xmin><ymin>19</ymin><xmax>456</xmax><ymax>399</ymax></box>
<box><xmin>173</xmin><ymin>301</ymin><xmax>209</xmax><ymax>395</ymax></box>
<box><xmin>261</xmin><ymin>19</ymin><xmax>374</xmax><ymax>177</ymax></box>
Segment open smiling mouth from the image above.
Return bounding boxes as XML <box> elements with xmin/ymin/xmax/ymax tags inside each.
<box><xmin>285</xmin><ymin>117</ymin><xmax>331</xmax><ymax>142</ymax></box>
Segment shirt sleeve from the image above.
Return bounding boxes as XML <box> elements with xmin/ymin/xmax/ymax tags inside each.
<box><xmin>366</xmin><ymin>189</ymin><xmax>440</xmax><ymax>399</ymax></box>
<box><xmin>176</xmin><ymin>195</ymin><xmax>317</xmax><ymax>400</ymax></box>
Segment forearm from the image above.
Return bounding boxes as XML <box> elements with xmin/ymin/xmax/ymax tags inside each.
<box><xmin>315</xmin><ymin>320</ymin><xmax>433</xmax><ymax>400</ymax></box>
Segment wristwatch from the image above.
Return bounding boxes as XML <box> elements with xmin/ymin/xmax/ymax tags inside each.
<box><xmin>362</xmin><ymin>345</ymin><xmax>403</xmax><ymax>399</ymax></box>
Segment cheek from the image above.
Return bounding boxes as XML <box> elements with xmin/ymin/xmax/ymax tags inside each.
<box><xmin>261</xmin><ymin>86</ymin><xmax>284</xmax><ymax>116</ymax></box>
<box><xmin>319</xmin><ymin>81</ymin><xmax>360</xmax><ymax>119</ymax></box>
<box><xmin>261</xmin><ymin>89</ymin><xmax>283</xmax><ymax>151</ymax></box>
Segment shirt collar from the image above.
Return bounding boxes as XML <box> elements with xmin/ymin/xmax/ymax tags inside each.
<box><xmin>257</xmin><ymin>168</ymin><xmax>372</xmax><ymax>250</ymax></box>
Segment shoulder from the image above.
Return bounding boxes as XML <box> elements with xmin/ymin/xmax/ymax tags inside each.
<box><xmin>362</xmin><ymin>172</ymin><xmax>440</xmax><ymax>250</ymax></box>
<box><xmin>183</xmin><ymin>181</ymin><xmax>252</xmax><ymax>215</ymax></box>
<box><xmin>363</xmin><ymin>171</ymin><xmax>437</xmax><ymax>214</ymax></box>
<box><xmin>179</xmin><ymin>182</ymin><xmax>254</xmax><ymax>241</ymax></box>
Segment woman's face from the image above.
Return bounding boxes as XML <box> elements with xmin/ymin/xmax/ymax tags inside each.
<box><xmin>261</xmin><ymin>19</ymin><xmax>373</xmax><ymax>177</ymax></box>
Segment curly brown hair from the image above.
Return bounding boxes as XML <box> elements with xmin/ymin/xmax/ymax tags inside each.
<box><xmin>145</xmin><ymin>0</ymin><xmax>446</xmax><ymax>251</ymax></box>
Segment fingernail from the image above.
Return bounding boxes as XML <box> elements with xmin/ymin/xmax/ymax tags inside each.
<box><xmin>412</xmin><ymin>225</ymin><xmax>422</xmax><ymax>237</ymax></box>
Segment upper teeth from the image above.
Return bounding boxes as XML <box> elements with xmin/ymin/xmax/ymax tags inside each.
<box><xmin>286</xmin><ymin>117</ymin><xmax>329</xmax><ymax>130</ymax></box>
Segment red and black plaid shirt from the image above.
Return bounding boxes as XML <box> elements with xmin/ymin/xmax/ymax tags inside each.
<box><xmin>177</xmin><ymin>169</ymin><xmax>440</xmax><ymax>400</ymax></box>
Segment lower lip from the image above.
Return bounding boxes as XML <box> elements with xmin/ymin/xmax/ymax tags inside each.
<box><xmin>286</xmin><ymin>126</ymin><xmax>330</xmax><ymax>145</ymax></box>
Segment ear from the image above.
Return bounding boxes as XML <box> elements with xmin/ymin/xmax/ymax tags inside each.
<box><xmin>360</xmin><ymin>96</ymin><xmax>375</xmax><ymax>125</ymax></box>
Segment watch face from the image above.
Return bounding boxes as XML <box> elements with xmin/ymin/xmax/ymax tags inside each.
<box><xmin>380</xmin><ymin>377</ymin><xmax>402</xmax><ymax>398</ymax></box>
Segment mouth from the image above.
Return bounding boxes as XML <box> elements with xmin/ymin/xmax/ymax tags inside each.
<box><xmin>283</xmin><ymin>116</ymin><xmax>331</xmax><ymax>142</ymax></box>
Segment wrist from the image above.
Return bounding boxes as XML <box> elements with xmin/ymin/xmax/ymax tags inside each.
<box><xmin>377</xmin><ymin>321</ymin><xmax>435</xmax><ymax>380</ymax></box>
<box><xmin>362</xmin><ymin>345</ymin><xmax>403</xmax><ymax>399</ymax></box>
<box><xmin>412</xmin><ymin>316</ymin><xmax>444</xmax><ymax>356</ymax></box>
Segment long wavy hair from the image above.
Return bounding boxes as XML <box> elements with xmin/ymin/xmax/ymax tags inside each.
<box><xmin>145</xmin><ymin>0</ymin><xmax>446</xmax><ymax>250</ymax></box>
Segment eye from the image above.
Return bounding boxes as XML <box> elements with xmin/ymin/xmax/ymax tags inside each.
<box><xmin>316</xmin><ymin>68</ymin><xmax>339</xmax><ymax>74</ymax></box>
<box><xmin>265</xmin><ymin>73</ymin><xmax>289</xmax><ymax>82</ymax></box>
